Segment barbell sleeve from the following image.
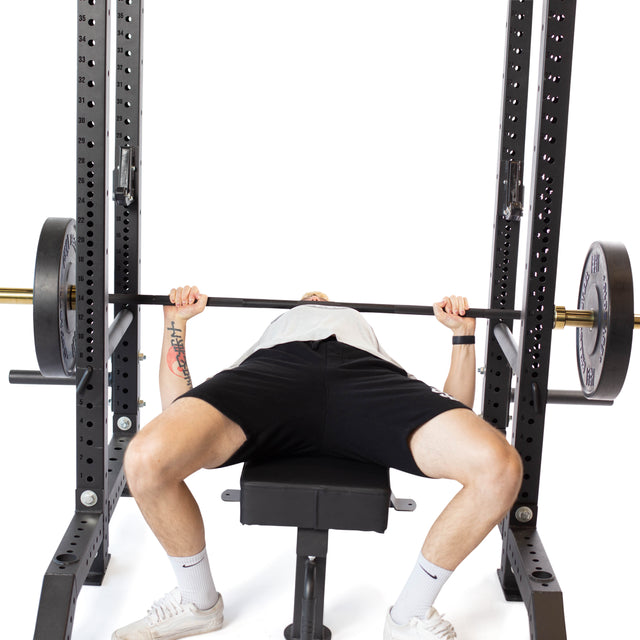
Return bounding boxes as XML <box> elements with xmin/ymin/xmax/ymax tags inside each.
<box><xmin>0</xmin><ymin>288</ymin><xmax>34</xmax><ymax>304</ymax></box>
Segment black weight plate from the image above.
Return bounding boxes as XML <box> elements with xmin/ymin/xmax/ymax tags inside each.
<box><xmin>33</xmin><ymin>218</ymin><xmax>77</xmax><ymax>376</ymax></box>
<box><xmin>576</xmin><ymin>241</ymin><xmax>634</xmax><ymax>400</ymax></box>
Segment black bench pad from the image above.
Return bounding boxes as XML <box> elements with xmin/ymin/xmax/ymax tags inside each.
<box><xmin>240</xmin><ymin>456</ymin><xmax>391</xmax><ymax>533</ymax></box>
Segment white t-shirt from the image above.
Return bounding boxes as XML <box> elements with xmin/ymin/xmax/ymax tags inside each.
<box><xmin>230</xmin><ymin>304</ymin><xmax>406</xmax><ymax>371</ymax></box>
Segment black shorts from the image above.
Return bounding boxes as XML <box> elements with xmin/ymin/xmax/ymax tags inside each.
<box><xmin>180</xmin><ymin>337</ymin><xmax>469</xmax><ymax>477</ymax></box>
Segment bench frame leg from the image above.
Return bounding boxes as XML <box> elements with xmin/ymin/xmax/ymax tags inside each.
<box><xmin>284</xmin><ymin>528</ymin><xmax>332</xmax><ymax>640</ymax></box>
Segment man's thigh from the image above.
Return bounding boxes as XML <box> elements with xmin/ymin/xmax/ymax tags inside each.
<box><xmin>131</xmin><ymin>397</ymin><xmax>248</xmax><ymax>479</ymax></box>
<box><xmin>409</xmin><ymin>408</ymin><xmax>515</xmax><ymax>482</ymax></box>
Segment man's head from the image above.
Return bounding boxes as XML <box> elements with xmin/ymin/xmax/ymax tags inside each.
<box><xmin>301</xmin><ymin>291</ymin><xmax>329</xmax><ymax>302</ymax></box>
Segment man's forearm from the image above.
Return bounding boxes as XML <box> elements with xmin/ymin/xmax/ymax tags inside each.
<box><xmin>443</xmin><ymin>344</ymin><xmax>476</xmax><ymax>408</ymax></box>
<box><xmin>160</xmin><ymin>315</ymin><xmax>193</xmax><ymax>410</ymax></box>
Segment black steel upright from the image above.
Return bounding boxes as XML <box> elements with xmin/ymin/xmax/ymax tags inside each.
<box><xmin>33</xmin><ymin>2</ymin><xmax>145</xmax><ymax>638</ymax></box>
<box><xmin>33</xmin><ymin>1</ymin><xmax>112</xmax><ymax>638</ymax></box>
<box><xmin>482</xmin><ymin>0</ymin><xmax>535</xmax><ymax>431</ymax></box>
<box><xmin>111</xmin><ymin>0</ymin><xmax>144</xmax><ymax>480</ymax></box>
<box><xmin>494</xmin><ymin>1</ymin><xmax>577</xmax><ymax>638</ymax></box>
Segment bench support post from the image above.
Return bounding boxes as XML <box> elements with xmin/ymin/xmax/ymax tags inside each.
<box><xmin>284</xmin><ymin>528</ymin><xmax>331</xmax><ymax>640</ymax></box>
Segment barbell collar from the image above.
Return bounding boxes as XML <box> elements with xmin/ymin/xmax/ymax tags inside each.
<box><xmin>553</xmin><ymin>306</ymin><xmax>596</xmax><ymax>329</ymax></box>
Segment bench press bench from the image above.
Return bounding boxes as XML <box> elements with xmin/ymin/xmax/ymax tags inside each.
<box><xmin>222</xmin><ymin>455</ymin><xmax>416</xmax><ymax>640</ymax></box>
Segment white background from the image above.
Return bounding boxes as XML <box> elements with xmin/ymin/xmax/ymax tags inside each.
<box><xmin>1</xmin><ymin>1</ymin><xmax>638</xmax><ymax>638</ymax></box>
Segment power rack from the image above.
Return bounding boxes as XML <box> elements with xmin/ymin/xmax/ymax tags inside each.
<box><xmin>33</xmin><ymin>1</ymin><xmax>143</xmax><ymax>637</ymax></box>
<box><xmin>30</xmin><ymin>1</ymin><xmax>576</xmax><ymax>638</ymax></box>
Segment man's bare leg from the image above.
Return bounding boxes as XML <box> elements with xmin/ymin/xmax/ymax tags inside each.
<box><xmin>387</xmin><ymin>408</ymin><xmax>522</xmax><ymax>635</ymax></box>
<box><xmin>113</xmin><ymin>398</ymin><xmax>247</xmax><ymax>639</ymax></box>
<box><xmin>124</xmin><ymin>397</ymin><xmax>247</xmax><ymax>556</ymax></box>
<box><xmin>409</xmin><ymin>408</ymin><xmax>523</xmax><ymax>570</ymax></box>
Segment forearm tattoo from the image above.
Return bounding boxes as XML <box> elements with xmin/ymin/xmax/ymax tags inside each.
<box><xmin>166</xmin><ymin>321</ymin><xmax>193</xmax><ymax>388</ymax></box>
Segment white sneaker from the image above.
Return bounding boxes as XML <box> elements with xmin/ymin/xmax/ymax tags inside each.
<box><xmin>111</xmin><ymin>588</ymin><xmax>224</xmax><ymax>640</ymax></box>
<box><xmin>384</xmin><ymin>606</ymin><xmax>457</xmax><ymax>640</ymax></box>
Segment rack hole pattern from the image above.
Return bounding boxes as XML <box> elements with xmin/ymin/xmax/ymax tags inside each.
<box><xmin>515</xmin><ymin>0</ymin><xmax>577</xmax><ymax>510</ymax></box>
<box><xmin>482</xmin><ymin>0</ymin><xmax>533</xmax><ymax>431</ymax></box>
<box><xmin>112</xmin><ymin>0</ymin><xmax>143</xmax><ymax>432</ymax></box>
<box><xmin>77</xmin><ymin>0</ymin><xmax>111</xmax><ymax>515</ymax></box>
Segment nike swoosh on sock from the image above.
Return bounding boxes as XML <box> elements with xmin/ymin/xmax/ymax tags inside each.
<box><xmin>420</xmin><ymin>567</ymin><xmax>438</xmax><ymax>579</ymax></box>
<box><xmin>182</xmin><ymin>558</ymin><xmax>204</xmax><ymax>569</ymax></box>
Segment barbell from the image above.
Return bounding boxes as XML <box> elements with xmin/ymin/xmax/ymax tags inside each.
<box><xmin>1</xmin><ymin>217</ymin><xmax>638</xmax><ymax>400</ymax></box>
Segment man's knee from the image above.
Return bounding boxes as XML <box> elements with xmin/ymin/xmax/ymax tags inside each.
<box><xmin>124</xmin><ymin>422</ymin><xmax>176</xmax><ymax>497</ymax></box>
<box><xmin>473</xmin><ymin>436</ymin><xmax>523</xmax><ymax>509</ymax></box>
<box><xmin>411</xmin><ymin>409</ymin><xmax>523</xmax><ymax>507</ymax></box>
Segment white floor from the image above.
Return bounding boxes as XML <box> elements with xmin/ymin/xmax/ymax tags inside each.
<box><xmin>7</xmin><ymin>421</ymin><xmax>638</xmax><ymax>640</ymax></box>
<box><xmin>64</xmin><ymin>469</ymin><xmax>533</xmax><ymax>640</ymax></box>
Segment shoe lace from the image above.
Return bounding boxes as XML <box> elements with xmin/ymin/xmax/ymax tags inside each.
<box><xmin>147</xmin><ymin>589</ymin><xmax>185</xmax><ymax>624</ymax></box>
<box><xmin>419</xmin><ymin>608</ymin><xmax>457</xmax><ymax>639</ymax></box>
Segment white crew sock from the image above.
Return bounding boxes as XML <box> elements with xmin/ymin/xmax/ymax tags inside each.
<box><xmin>390</xmin><ymin>553</ymin><xmax>454</xmax><ymax>625</ymax></box>
<box><xmin>168</xmin><ymin>547</ymin><xmax>219</xmax><ymax>611</ymax></box>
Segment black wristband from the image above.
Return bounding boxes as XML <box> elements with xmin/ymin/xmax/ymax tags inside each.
<box><xmin>452</xmin><ymin>336</ymin><xmax>475</xmax><ymax>345</ymax></box>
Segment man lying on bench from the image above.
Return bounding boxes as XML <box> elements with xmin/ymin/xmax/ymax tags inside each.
<box><xmin>113</xmin><ymin>287</ymin><xmax>522</xmax><ymax>640</ymax></box>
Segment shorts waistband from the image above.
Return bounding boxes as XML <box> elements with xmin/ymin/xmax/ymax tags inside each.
<box><xmin>307</xmin><ymin>334</ymin><xmax>337</xmax><ymax>350</ymax></box>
